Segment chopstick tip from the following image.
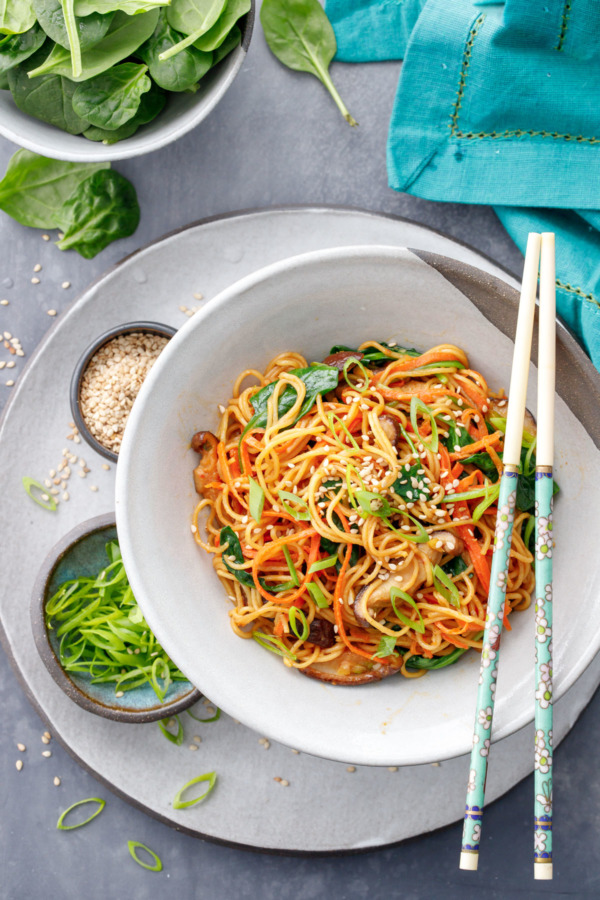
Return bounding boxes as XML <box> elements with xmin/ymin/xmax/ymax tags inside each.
<box><xmin>459</xmin><ymin>851</ymin><xmax>479</xmax><ymax>871</ymax></box>
<box><xmin>534</xmin><ymin>861</ymin><xmax>553</xmax><ymax>880</ymax></box>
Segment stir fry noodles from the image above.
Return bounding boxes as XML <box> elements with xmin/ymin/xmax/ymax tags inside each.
<box><xmin>190</xmin><ymin>341</ymin><xmax>537</xmax><ymax>685</ymax></box>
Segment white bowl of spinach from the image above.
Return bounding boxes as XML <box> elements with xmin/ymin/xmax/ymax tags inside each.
<box><xmin>0</xmin><ymin>0</ymin><xmax>254</xmax><ymax>161</ymax></box>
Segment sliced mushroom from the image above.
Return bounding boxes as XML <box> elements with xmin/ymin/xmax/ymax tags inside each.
<box><xmin>302</xmin><ymin>651</ymin><xmax>398</xmax><ymax>685</ymax></box>
<box><xmin>191</xmin><ymin>431</ymin><xmax>220</xmax><ymax>499</ymax></box>
<box><xmin>307</xmin><ymin>619</ymin><xmax>336</xmax><ymax>649</ymax></box>
<box><xmin>489</xmin><ymin>398</ymin><xmax>537</xmax><ymax>439</ymax></box>
<box><xmin>322</xmin><ymin>350</ymin><xmax>364</xmax><ymax>373</ymax></box>
<box><xmin>378</xmin><ymin>414</ymin><xmax>400</xmax><ymax>445</ymax></box>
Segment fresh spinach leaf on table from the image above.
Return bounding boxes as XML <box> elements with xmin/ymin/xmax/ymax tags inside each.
<box><xmin>0</xmin><ymin>23</ymin><xmax>45</xmax><ymax>73</ymax></box>
<box><xmin>193</xmin><ymin>0</ymin><xmax>249</xmax><ymax>51</ymax></box>
<box><xmin>0</xmin><ymin>149</ymin><xmax>108</xmax><ymax>227</ymax></box>
<box><xmin>138</xmin><ymin>10</ymin><xmax>212</xmax><ymax>92</ymax></box>
<box><xmin>27</xmin><ymin>8</ymin><xmax>160</xmax><ymax>79</ymax></box>
<box><xmin>56</xmin><ymin>169</ymin><xmax>140</xmax><ymax>258</ymax></box>
<box><xmin>72</xmin><ymin>61</ymin><xmax>151</xmax><ymax>129</ymax></box>
<box><xmin>83</xmin><ymin>80</ymin><xmax>165</xmax><ymax>141</ymax></box>
<box><xmin>0</xmin><ymin>0</ymin><xmax>36</xmax><ymax>36</ymax></box>
<box><xmin>260</xmin><ymin>0</ymin><xmax>357</xmax><ymax>126</ymax></box>
<box><xmin>162</xmin><ymin>0</ymin><xmax>227</xmax><ymax>60</ymax></box>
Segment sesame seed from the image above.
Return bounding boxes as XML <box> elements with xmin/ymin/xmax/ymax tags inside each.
<box><xmin>53</xmin><ymin>776</ymin><xmax>61</xmax><ymax>786</ymax></box>
<box><xmin>291</xmin><ymin>749</ymin><xmax>300</xmax><ymax>754</ymax></box>
<box><xmin>62</xmin><ymin>281</ymin><xmax>71</xmax><ymax>289</ymax></box>
<box><xmin>193</xmin><ymin>735</ymin><xmax>202</xmax><ymax>744</ymax></box>
<box><xmin>388</xmin><ymin>766</ymin><xmax>398</xmax><ymax>772</ymax></box>
<box><xmin>42</xmin><ymin>234</ymin><xmax>50</xmax><ymax>241</ymax></box>
<box><xmin>193</xmin><ymin>292</ymin><xmax>203</xmax><ymax>301</ymax></box>
<box><xmin>191</xmin><ymin>524</ymin><xmax>197</xmax><ymax>533</ymax></box>
<box><xmin>16</xmin><ymin>760</ymin><xmax>23</xmax><ymax>771</ymax></box>
<box><xmin>90</xmin><ymin>485</ymin><xmax>98</xmax><ymax>492</ymax></box>
<box><xmin>41</xmin><ymin>735</ymin><xmax>50</xmax><ymax>745</ymax></box>
<box><xmin>42</xmin><ymin>750</ymin><xmax>51</xmax><ymax>758</ymax></box>
<box><xmin>5</xmin><ymin>380</ymin><xmax>14</xmax><ymax>387</ymax></box>
<box><xmin>17</xmin><ymin>743</ymin><xmax>26</xmax><ymax>752</ymax></box>
<box><xmin>280</xmin><ymin>779</ymin><xmax>290</xmax><ymax>787</ymax></box>
<box><xmin>188</xmin><ymin>744</ymin><xmax>199</xmax><ymax>751</ymax></box>
<box><xmin>102</xmin><ymin>463</ymin><xmax>110</xmax><ymax>470</ymax></box>
<box><xmin>33</xmin><ymin>263</ymin><xmax>42</xmax><ymax>273</ymax></box>
<box><xmin>0</xmin><ymin>299</ymin><xmax>8</xmax><ymax>306</ymax></box>
<box><xmin>47</xmin><ymin>309</ymin><xmax>57</xmax><ymax>317</ymax></box>
<box><xmin>115</xmin><ymin>691</ymin><xmax>124</xmax><ymax>698</ymax></box>
<box><xmin>31</xmin><ymin>277</ymin><xmax>40</xmax><ymax>284</ymax></box>
<box><xmin>346</xmin><ymin>766</ymin><xmax>356</xmax><ymax>773</ymax></box>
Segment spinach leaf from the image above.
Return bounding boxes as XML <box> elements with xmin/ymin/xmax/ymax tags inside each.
<box><xmin>210</xmin><ymin>21</ymin><xmax>239</xmax><ymax>63</ymax></box>
<box><xmin>162</xmin><ymin>0</ymin><xmax>227</xmax><ymax>59</ymax></box>
<box><xmin>0</xmin><ymin>149</ymin><xmax>109</xmax><ymax>227</ymax></box>
<box><xmin>440</xmin><ymin>556</ymin><xmax>468</xmax><ymax>577</ymax></box>
<box><xmin>0</xmin><ymin>69</ymin><xmax>8</xmax><ymax>86</ymax></box>
<box><xmin>193</xmin><ymin>0</ymin><xmax>249</xmax><ymax>51</ymax></box>
<box><xmin>138</xmin><ymin>10</ymin><xmax>212</xmax><ymax>91</ymax></box>
<box><xmin>0</xmin><ymin>22</ymin><xmax>45</xmax><ymax>73</ymax></box>
<box><xmin>31</xmin><ymin>0</ymin><xmax>113</xmax><ymax>50</ymax></box>
<box><xmin>27</xmin><ymin>8</ymin><xmax>160</xmax><ymax>80</ymax></box>
<box><xmin>56</xmin><ymin>169</ymin><xmax>139</xmax><ymax>258</ymax></box>
<box><xmin>328</xmin><ymin>342</ymin><xmax>419</xmax><ymax>367</ymax></box>
<box><xmin>260</xmin><ymin>0</ymin><xmax>356</xmax><ymax>126</ymax></box>
<box><xmin>74</xmin><ymin>0</ymin><xmax>168</xmax><ymax>13</ymax></box>
<box><xmin>0</xmin><ymin>0</ymin><xmax>36</xmax><ymax>36</ymax></box>
<box><xmin>72</xmin><ymin>61</ymin><xmax>151</xmax><ymax>129</ymax></box>
<box><xmin>444</xmin><ymin>420</ymin><xmax>473</xmax><ymax>453</ymax></box>
<box><xmin>220</xmin><ymin>526</ymin><xmax>255</xmax><ymax>588</ymax></box>
<box><xmin>460</xmin><ymin>449</ymin><xmax>499</xmax><ymax>482</ymax></box>
<box><xmin>83</xmin><ymin>80</ymin><xmax>164</xmax><ymax>141</ymax></box>
<box><xmin>8</xmin><ymin>62</ymin><xmax>90</xmax><ymax>132</ymax></box>
<box><xmin>243</xmin><ymin>365</ymin><xmax>339</xmax><ymax>437</ymax></box>
<box><xmin>391</xmin><ymin>463</ymin><xmax>430</xmax><ymax>502</ymax></box>
<box><xmin>405</xmin><ymin>645</ymin><xmax>472</xmax><ymax>670</ymax></box>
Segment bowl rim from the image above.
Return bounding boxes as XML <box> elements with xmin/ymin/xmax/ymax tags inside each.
<box><xmin>116</xmin><ymin>243</ymin><xmax>600</xmax><ymax>764</ymax></box>
<box><xmin>0</xmin><ymin>1</ymin><xmax>255</xmax><ymax>163</ymax></box>
<box><xmin>31</xmin><ymin>511</ymin><xmax>201</xmax><ymax>723</ymax></box>
<box><xmin>70</xmin><ymin>320</ymin><xmax>177</xmax><ymax>463</ymax></box>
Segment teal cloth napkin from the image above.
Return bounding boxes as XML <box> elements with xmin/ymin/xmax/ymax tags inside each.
<box><xmin>325</xmin><ymin>0</ymin><xmax>600</xmax><ymax>369</ymax></box>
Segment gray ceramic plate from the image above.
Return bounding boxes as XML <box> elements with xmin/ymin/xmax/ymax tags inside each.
<box><xmin>0</xmin><ymin>207</ymin><xmax>599</xmax><ymax>852</ymax></box>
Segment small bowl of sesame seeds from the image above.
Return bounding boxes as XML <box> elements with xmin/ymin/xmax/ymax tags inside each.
<box><xmin>31</xmin><ymin>513</ymin><xmax>200</xmax><ymax>723</ymax></box>
<box><xmin>70</xmin><ymin>322</ymin><xmax>176</xmax><ymax>463</ymax></box>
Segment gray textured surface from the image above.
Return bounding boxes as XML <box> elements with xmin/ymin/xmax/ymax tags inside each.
<box><xmin>0</xmin><ymin>14</ymin><xmax>597</xmax><ymax>900</ymax></box>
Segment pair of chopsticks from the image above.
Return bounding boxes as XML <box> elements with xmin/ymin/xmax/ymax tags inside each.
<box><xmin>459</xmin><ymin>233</ymin><xmax>555</xmax><ymax>879</ymax></box>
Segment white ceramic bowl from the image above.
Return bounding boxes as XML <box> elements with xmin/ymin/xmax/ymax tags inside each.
<box><xmin>116</xmin><ymin>245</ymin><xmax>600</xmax><ymax>766</ymax></box>
<box><xmin>0</xmin><ymin>8</ymin><xmax>253</xmax><ymax>162</ymax></box>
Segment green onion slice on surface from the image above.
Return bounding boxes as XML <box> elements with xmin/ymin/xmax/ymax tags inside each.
<box><xmin>56</xmin><ymin>797</ymin><xmax>106</xmax><ymax>830</ymax></box>
<box><xmin>158</xmin><ymin>715</ymin><xmax>183</xmax><ymax>745</ymax></box>
<box><xmin>172</xmin><ymin>773</ymin><xmax>217</xmax><ymax>809</ymax></box>
<box><xmin>188</xmin><ymin>705</ymin><xmax>221</xmax><ymax>723</ymax></box>
<box><xmin>22</xmin><ymin>476</ymin><xmax>57</xmax><ymax>511</ymax></box>
<box><xmin>127</xmin><ymin>841</ymin><xmax>163</xmax><ymax>872</ymax></box>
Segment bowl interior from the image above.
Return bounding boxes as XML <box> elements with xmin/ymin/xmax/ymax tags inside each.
<box><xmin>36</xmin><ymin>518</ymin><xmax>198</xmax><ymax>720</ymax></box>
<box><xmin>116</xmin><ymin>245</ymin><xmax>600</xmax><ymax>764</ymax></box>
<box><xmin>0</xmin><ymin>9</ymin><xmax>253</xmax><ymax>162</ymax></box>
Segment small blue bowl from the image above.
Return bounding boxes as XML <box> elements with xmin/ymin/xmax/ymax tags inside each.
<box><xmin>31</xmin><ymin>513</ymin><xmax>200</xmax><ymax>723</ymax></box>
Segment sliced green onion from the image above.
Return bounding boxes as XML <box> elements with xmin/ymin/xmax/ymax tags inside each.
<box><xmin>248</xmin><ymin>477</ymin><xmax>265</xmax><ymax>524</ymax></box>
<box><xmin>342</xmin><ymin>356</ymin><xmax>371</xmax><ymax>393</ymax></box>
<box><xmin>277</xmin><ymin>490</ymin><xmax>311</xmax><ymax>520</ymax></box>
<box><xmin>372</xmin><ymin>634</ymin><xmax>398</xmax><ymax>659</ymax></box>
<box><xmin>308</xmin><ymin>553</ymin><xmax>338</xmax><ymax>573</ymax></box>
<box><xmin>188</xmin><ymin>705</ymin><xmax>221</xmax><ymax>723</ymax></box>
<box><xmin>57</xmin><ymin>797</ymin><xmax>105</xmax><ymax>830</ymax></box>
<box><xmin>383</xmin><ymin>513</ymin><xmax>430</xmax><ymax>544</ymax></box>
<box><xmin>389</xmin><ymin>587</ymin><xmax>425</xmax><ymax>634</ymax></box>
<box><xmin>307</xmin><ymin>581</ymin><xmax>330</xmax><ymax>609</ymax></box>
<box><xmin>253</xmin><ymin>632</ymin><xmax>297</xmax><ymax>661</ymax></box>
<box><xmin>282</xmin><ymin>546</ymin><xmax>300</xmax><ymax>586</ymax></box>
<box><xmin>22</xmin><ymin>476</ymin><xmax>57</xmax><ymax>511</ymax></box>
<box><xmin>327</xmin><ymin>412</ymin><xmax>360</xmax><ymax>450</ymax></box>
<box><xmin>398</xmin><ymin>422</ymin><xmax>418</xmax><ymax>456</ymax></box>
<box><xmin>158</xmin><ymin>715</ymin><xmax>183</xmax><ymax>745</ymax></box>
<box><xmin>288</xmin><ymin>607</ymin><xmax>309</xmax><ymax>641</ymax></box>
<box><xmin>409</xmin><ymin>361</ymin><xmax>465</xmax><ymax>374</ymax></box>
<box><xmin>433</xmin><ymin>565</ymin><xmax>461</xmax><ymax>608</ymax></box>
<box><xmin>172</xmin><ymin>772</ymin><xmax>217</xmax><ymax>809</ymax></box>
<box><xmin>354</xmin><ymin>489</ymin><xmax>395</xmax><ymax>518</ymax></box>
<box><xmin>489</xmin><ymin>415</ymin><xmax>536</xmax><ymax>447</ymax></box>
<box><xmin>127</xmin><ymin>841</ymin><xmax>163</xmax><ymax>872</ymax></box>
<box><xmin>410</xmin><ymin>396</ymin><xmax>439</xmax><ymax>453</ymax></box>
<box><xmin>523</xmin><ymin>436</ymin><xmax>537</xmax><ymax>476</ymax></box>
<box><xmin>472</xmin><ymin>483</ymin><xmax>501</xmax><ymax>521</ymax></box>
<box><xmin>441</xmin><ymin>484</ymin><xmax>497</xmax><ymax>504</ymax></box>
<box><xmin>150</xmin><ymin>656</ymin><xmax>171</xmax><ymax>702</ymax></box>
